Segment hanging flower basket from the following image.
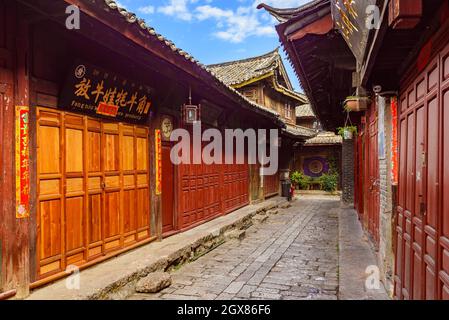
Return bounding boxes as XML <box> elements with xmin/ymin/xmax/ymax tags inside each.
<box><xmin>337</xmin><ymin>126</ymin><xmax>358</xmax><ymax>140</ymax></box>
<box><xmin>344</xmin><ymin>96</ymin><xmax>371</xmax><ymax>112</ymax></box>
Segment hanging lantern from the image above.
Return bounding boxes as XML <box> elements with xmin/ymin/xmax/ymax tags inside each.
<box><xmin>181</xmin><ymin>87</ymin><xmax>201</xmax><ymax>125</ymax></box>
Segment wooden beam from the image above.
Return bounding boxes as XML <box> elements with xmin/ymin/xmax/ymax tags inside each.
<box><xmin>288</xmin><ymin>14</ymin><xmax>333</xmax><ymax>41</ymax></box>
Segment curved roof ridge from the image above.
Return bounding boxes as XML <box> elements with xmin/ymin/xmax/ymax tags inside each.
<box><xmin>208</xmin><ymin>48</ymin><xmax>280</xmax><ymax>68</ymax></box>
<box><xmin>257</xmin><ymin>0</ymin><xmax>330</xmax><ymax>23</ymax></box>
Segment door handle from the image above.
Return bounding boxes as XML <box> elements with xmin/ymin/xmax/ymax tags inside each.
<box><xmin>420</xmin><ymin>202</ymin><xmax>426</xmax><ymax>217</ymax></box>
<box><xmin>101</xmin><ymin>181</ymin><xmax>106</xmax><ymax>189</ymax></box>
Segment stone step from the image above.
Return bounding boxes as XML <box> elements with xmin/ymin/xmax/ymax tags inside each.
<box><xmin>224</xmin><ymin>229</ymin><xmax>246</xmax><ymax>241</ymax></box>
<box><xmin>135</xmin><ymin>272</ymin><xmax>172</xmax><ymax>294</ymax></box>
<box><xmin>253</xmin><ymin>215</ymin><xmax>268</xmax><ymax>224</ymax></box>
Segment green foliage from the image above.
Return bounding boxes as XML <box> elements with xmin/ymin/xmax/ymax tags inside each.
<box><xmin>327</xmin><ymin>155</ymin><xmax>338</xmax><ymax>175</ymax></box>
<box><xmin>319</xmin><ymin>173</ymin><xmax>339</xmax><ymax>192</ymax></box>
<box><xmin>290</xmin><ymin>171</ymin><xmax>311</xmax><ymax>190</ymax></box>
<box><xmin>337</xmin><ymin>126</ymin><xmax>358</xmax><ymax>138</ymax></box>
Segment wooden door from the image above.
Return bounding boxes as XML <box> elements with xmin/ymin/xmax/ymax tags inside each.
<box><xmin>264</xmin><ymin>172</ymin><xmax>279</xmax><ymax>198</ymax></box>
<box><xmin>223</xmin><ymin>151</ymin><xmax>250</xmax><ymax>213</ymax></box>
<box><xmin>37</xmin><ymin>108</ymin><xmax>150</xmax><ymax>280</ymax></box>
<box><xmin>395</xmin><ymin>44</ymin><xmax>449</xmax><ymax>300</ymax></box>
<box><xmin>162</xmin><ymin>144</ymin><xmax>174</xmax><ymax>234</ymax></box>
<box><xmin>441</xmin><ymin>44</ymin><xmax>449</xmax><ymax>299</ymax></box>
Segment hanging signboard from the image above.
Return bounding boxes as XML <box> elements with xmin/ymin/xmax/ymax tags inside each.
<box><xmin>155</xmin><ymin>129</ymin><xmax>162</xmax><ymax>195</ymax></box>
<box><xmin>60</xmin><ymin>61</ymin><xmax>154</xmax><ymax>123</ymax></box>
<box><xmin>15</xmin><ymin>106</ymin><xmax>30</xmax><ymax>219</ymax></box>
<box><xmin>331</xmin><ymin>0</ymin><xmax>376</xmax><ymax>63</ymax></box>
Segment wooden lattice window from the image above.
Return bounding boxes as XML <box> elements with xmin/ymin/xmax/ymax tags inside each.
<box><xmin>242</xmin><ymin>88</ymin><xmax>258</xmax><ymax>103</ymax></box>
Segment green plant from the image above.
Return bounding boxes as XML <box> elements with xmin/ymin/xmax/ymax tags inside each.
<box><xmin>337</xmin><ymin>126</ymin><xmax>358</xmax><ymax>138</ymax></box>
<box><xmin>327</xmin><ymin>155</ymin><xmax>338</xmax><ymax>175</ymax></box>
<box><xmin>319</xmin><ymin>173</ymin><xmax>339</xmax><ymax>192</ymax></box>
<box><xmin>290</xmin><ymin>171</ymin><xmax>311</xmax><ymax>190</ymax></box>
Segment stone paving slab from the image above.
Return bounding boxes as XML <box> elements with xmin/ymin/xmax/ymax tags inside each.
<box><xmin>128</xmin><ymin>197</ymin><xmax>341</xmax><ymax>300</ymax></box>
<box><xmin>126</xmin><ymin>196</ymin><xmax>391</xmax><ymax>301</ymax></box>
<box><xmin>27</xmin><ymin>197</ymin><xmax>287</xmax><ymax>300</ymax></box>
<box><xmin>338</xmin><ymin>206</ymin><xmax>390</xmax><ymax>300</ymax></box>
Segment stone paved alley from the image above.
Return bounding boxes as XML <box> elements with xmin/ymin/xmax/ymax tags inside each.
<box><xmin>128</xmin><ymin>196</ymin><xmax>389</xmax><ymax>300</ymax></box>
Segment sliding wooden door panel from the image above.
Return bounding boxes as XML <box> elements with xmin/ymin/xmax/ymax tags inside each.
<box><xmin>36</xmin><ymin>108</ymin><xmax>150</xmax><ymax>280</ymax></box>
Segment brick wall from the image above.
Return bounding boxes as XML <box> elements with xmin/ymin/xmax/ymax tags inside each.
<box><xmin>377</xmin><ymin>96</ymin><xmax>395</xmax><ymax>296</ymax></box>
<box><xmin>342</xmin><ymin>138</ymin><xmax>355</xmax><ymax>205</ymax></box>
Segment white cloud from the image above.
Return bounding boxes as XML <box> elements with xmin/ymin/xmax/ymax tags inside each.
<box><xmin>158</xmin><ymin>0</ymin><xmax>196</xmax><ymax>21</ymax></box>
<box><xmin>194</xmin><ymin>4</ymin><xmax>277</xmax><ymax>43</ymax></box>
<box><xmin>155</xmin><ymin>0</ymin><xmax>309</xmax><ymax>43</ymax></box>
<box><xmin>138</xmin><ymin>5</ymin><xmax>155</xmax><ymax>14</ymax></box>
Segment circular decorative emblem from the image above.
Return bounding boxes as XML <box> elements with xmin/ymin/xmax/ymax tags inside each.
<box><xmin>303</xmin><ymin>157</ymin><xmax>329</xmax><ymax>178</ymax></box>
<box><xmin>161</xmin><ymin>116</ymin><xmax>173</xmax><ymax>140</ymax></box>
<box><xmin>309</xmin><ymin>160</ymin><xmax>324</xmax><ymax>175</ymax></box>
<box><xmin>75</xmin><ymin>64</ymin><xmax>86</xmax><ymax>79</ymax></box>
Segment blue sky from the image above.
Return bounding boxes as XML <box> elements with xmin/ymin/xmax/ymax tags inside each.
<box><xmin>115</xmin><ymin>0</ymin><xmax>311</xmax><ymax>92</ymax></box>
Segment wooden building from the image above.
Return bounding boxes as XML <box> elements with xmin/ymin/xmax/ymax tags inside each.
<box><xmin>294</xmin><ymin>104</ymin><xmax>342</xmax><ymax>189</ymax></box>
<box><xmin>0</xmin><ymin>0</ymin><xmax>285</xmax><ymax>298</ymax></box>
<box><xmin>209</xmin><ymin>50</ymin><xmax>316</xmax><ymax>200</ymax></box>
<box><xmin>262</xmin><ymin>0</ymin><xmax>449</xmax><ymax>299</ymax></box>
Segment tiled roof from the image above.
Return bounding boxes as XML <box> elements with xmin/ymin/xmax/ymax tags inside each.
<box><xmin>284</xmin><ymin>124</ymin><xmax>317</xmax><ymax>138</ymax></box>
<box><xmin>102</xmin><ymin>0</ymin><xmax>280</xmax><ymax>119</ymax></box>
<box><xmin>208</xmin><ymin>49</ymin><xmax>307</xmax><ymax>103</ymax></box>
<box><xmin>208</xmin><ymin>49</ymin><xmax>281</xmax><ymax>86</ymax></box>
<box><xmin>296</xmin><ymin>104</ymin><xmax>316</xmax><ymax>118</ymax></box>
<box><xmin>305</xmin><ymin>131</ymin><xmax>342</xmax><ymax>145</ymax></box>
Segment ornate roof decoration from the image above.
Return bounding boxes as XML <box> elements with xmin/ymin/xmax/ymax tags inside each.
<box><xmin>102</xmin><ymin>0</ymin><xmax>281</xmax><ymax>119</ymax></box>
<box><xmin>257</xmin><ymin>0</ymin><xmax>329</xmax><ymax>23</ymax></box>
<box><xmin>305</xmin><ymin>131</ymin><xmax>342</xmax><ymax>145</ymax></box>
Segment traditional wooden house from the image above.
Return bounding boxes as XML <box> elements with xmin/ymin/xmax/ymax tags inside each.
<box><xmin>261</xmin><ymin>0</ymin><xmax>449</xmax><ymax>299</ymax></box>
<box><xmin>209</xmin><ymin>49</ymin><xmax>316</xmax><ymax>200</ymax></box>
<box><xmin>0</xmin><ymin>0</ymin><xmax>286</xmax><ymax>298</ymax></box>
<box><xmin>294</xmin><ymin>104</ymin><xmax>342</xmax><ymax>189</ymax></box>
<box><xmin>296</xmin><ymin>104</ymin><xmax>319</xmax><ymax>129</ymax></box>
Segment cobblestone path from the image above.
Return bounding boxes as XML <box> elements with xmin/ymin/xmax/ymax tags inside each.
<box><xmin>129</xmin><ymin>197</ymin><xmax>341</xmax><ymax>300</ymax></box>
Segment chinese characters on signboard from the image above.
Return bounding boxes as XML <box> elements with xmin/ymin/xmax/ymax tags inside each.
<box><xmin>155</xmin><ymin>129</ymin><xmax>162</xmax><ymax>195</ymax></box>
<box><xmin>15</xmin><ymin>106</ymin><xmax>30</xmax><ymax>219</ymax></box>
<box><xmin>60</xmin><ymin>62</ymin><xmax>154</xmax><ymax>123</ymax></box>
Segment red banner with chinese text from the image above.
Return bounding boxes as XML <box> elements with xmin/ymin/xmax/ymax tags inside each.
<box><xmin>15</xmin><ymin>106</ymin><xmax>30</xmax><ymax>218</ymax></box>
<box><xmin>155</xmin><ymin>129</ymin><xmax>162</xmax><ymax>195</ymax></box>
<box><xmin>391</xmin><ymin>97</ymin><xmax>399</xmax><ymax>185</ymax></box>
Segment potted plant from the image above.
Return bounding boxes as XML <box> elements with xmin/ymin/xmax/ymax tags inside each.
<box><xmin>337</xmin><ymin>126</ymin><xmax>358</xmax><ymax>140</ymax></box>
<box><xmin>290</xmin><ymin>171</ymin><xmax>311</xmax><ymax>190</ymax></box>
<box><xmin>344</xmin><ymin>96</ymin><xmax>371</xmax><ymax>112</ymax></box>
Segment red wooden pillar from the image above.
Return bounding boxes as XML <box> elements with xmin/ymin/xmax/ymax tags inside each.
<box><xmin>12</xmin><ymin>8</ymin><xmax>31</xmax><ymax>298</ymax></box>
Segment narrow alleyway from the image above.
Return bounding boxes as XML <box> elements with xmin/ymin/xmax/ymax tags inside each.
<box><xmin>128</xmin><ymin>196</ymin><xmax>389</xmax><ymax>300</ymax></box>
